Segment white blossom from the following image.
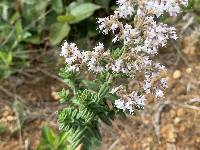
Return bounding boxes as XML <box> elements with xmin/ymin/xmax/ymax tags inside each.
<box><xmin>115</xmin><ymin>99</ymin><xmax>125</xmax><ymax>111</ymax></box>
<box><xmin>145</xmin><ymin>1</ymin><xmax>165</xmax><ymax>17</ymax></box>
<box><xmin>160</xmin><ymin>78</ymin><xmax>168</xmax><ymax>88</ymax></box>
<box><xmin>115</xmin><ymin>0</ymin><xmax>135</xmax><ymax>18</ymax></box>
<box><xmin>144</xmin><ymin>0</ymin><xmax>187</xmax><ymax>17</ymax></box>
<box><xmin>143</xmin><ymin>79</ymin><xmax>151</xmax><ymax>94</ymax></box>
<box><xmin>97</xmin><ymin>15</ymin><xmax>121</xmax><ymax>34</ymax></box>
<box><xmin>156</xmin><ymin>89</ymin><xmax>164</xmax><ymax>98</ymax></box>
<box><xmin>94</xmin><ymin>42</ymin><xmax>104</xmax><ymax>52</ymax></box>
<box><xmin>131</xmin><ymin>91</ymin><xmax>146</xmax><ymax>106</ymax></box>
<box><xmin>114</xmin><ymin>91</ymin><xmax>146</xmax><ymax>114</ymax></box>
<box><xmin>180</xmin><ymin>0</ymin><xmax>189</xmax><ymax>6</ymax></box>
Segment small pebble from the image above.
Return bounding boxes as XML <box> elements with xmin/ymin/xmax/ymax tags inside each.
<box><xmin>51</xmin><ymin>91</ymin><xmax>60</xmax><ymax>100</ymax></box>
<box><xmin>174</xmin><ymin>117</ymin><xmax>181</xmax><ymax>124</ymax></box>
<box><xmin>186</xmin><ymin>68</ymin><xmax>192</xmax><ymax>74</ymax></box>
<box><xmin>161</xmin><ymin>124</ymin><xmax>177</xmax><ymax>143</ymax></box>
<box><xmin>177</xmin><ymin>108</ymin><xmax>184</xmax><ymax>116</ymax></box>
<box><xmin>6</xmin><ymin>116</ymin><xmax>15</xmax><ymax>122</ymax></box>
<box><xmin>173</xmin><ymin>70</ymin><xmax>182</xmax><ymax>79</ymax></box>
<box><xmin>170</xmin><ymin>110</ymin><xmax>176</xmax><ymax>118</ymax></box>
<box><xmin>3</xmin><ymin>111</ymin><xmax>10</xmax><ymax>117</ymax></box>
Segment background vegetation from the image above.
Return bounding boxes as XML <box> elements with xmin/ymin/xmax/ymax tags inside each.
<box><xmin>0</xmin><ymin>0</ymin><xmax>113</xmax><ymax>79</ymax></box>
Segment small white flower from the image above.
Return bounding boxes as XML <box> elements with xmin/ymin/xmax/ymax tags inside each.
<box><xmin>115</xmin><ymin>99</ymin><xmax>125</xmax><ymax>111</ymax></box>
<box><xmin>112</xmin><ymin>35</ymin><xmax>119</xmax><ymax>43</ymax></box>
<box><xmin>146</xmin><ymin>1</ymin><xmax>165</xmax><ymax>17</ymax></box>
<box><xmin>115</xmin><ymin>0</ymin><xmax>135</xmax><ymax>18</ymax></box>
<box><xmin>156</xmin><ymin>89</ymin><xmax>164</xmax><ymax>98</ymax></box>
<box><xmin>125</xmin><ymin>101</ymin><xmax>134</xmax><ymax>114</ymax></box>
<box><xmin>69</xmin><ymin>65</ymin><xmax>79</xmax><ymax>72</ymax></box>
<box><xmin>143</xmin><ymin>80</ymin><xmax>151</xmax><ymax>94</ymax></box>
<box><xmin>94</xmin><ymin>43</ymin><xmax>104</xmax><ymax>52</ymax></box>
<box><xmin>131</xmin><ymin>91</ymin><xmax>146</xmax><ymax>106</ymax></box>
<box><xmin>111</xmin><ymin>23</ymin><xmax>119</xmax><ymax>32</ymax></box>
<box><xmin>180</xmin><ymin>0</ymin><xmax>189</xmax><ymax>6</ymax></box>
<box><xmin>160</xmin><ymin>78</ymin><xmax>168</xmax><ymax>88</ymax></box>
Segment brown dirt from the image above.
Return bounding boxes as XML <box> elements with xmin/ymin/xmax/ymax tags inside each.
<box><xmin>0</xmin><ymin>43</ymin><xmax>200</xmax><ymax>150</ymax></box>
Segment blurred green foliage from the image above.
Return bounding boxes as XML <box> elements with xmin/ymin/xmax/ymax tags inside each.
<box><xmin>36</xmin><ymin>125</ymin><xmax>69</xmax><ymax>150</ymax></box>
<box><xmin>0</xmin><ymin>0</ymin><xmax>112</xmax><ymax>79</ymax></box>
<box><xmin>186</xmin><ymin>0</ymin><xmax>200</xmax><ymax>23</ymax></box>
<box><xmin>188</xmin><ymin>0</ymin><xmax>200</xmax><ymax>11</ymax></box>
<box><xmin>0</xmin><ymin>123</ymin><xmax>7</xmax><ymax>135</ymax></box>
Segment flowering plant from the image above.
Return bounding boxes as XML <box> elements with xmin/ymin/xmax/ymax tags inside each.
<box><xmin>57</xmin><ymin>0</ymin><xmax>188</xmax><ymax>149</ymax></box>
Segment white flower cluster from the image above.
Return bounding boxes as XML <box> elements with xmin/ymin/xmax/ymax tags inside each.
<box><xmin>145</xmin><ymin>0</ymin><xmax>188</xmax><ymax>17</ymax></box>
<box><xmin>61</xmin><ymin>42</ymin><xmax>110</xmax><ymax>73</ymax></box>
<box><xmin>60</xmin><ymin>0</ymin><xmax>188</xmax><ymax>114</ymax></box>
<box><xmin>114</xmin><ymin>91</ymin><xmax>146</xmax><ymax>114</ymax></box>
<box><xmin>115</xmin><ymin>0</ymin><xmax>136</xmax><ymax>18</ymax></box>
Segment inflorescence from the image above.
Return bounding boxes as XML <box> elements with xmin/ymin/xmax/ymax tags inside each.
<box><xmin>60</xmin><ymin>0</ymin><xmax>188</xmax><ymax>114</ymax></box>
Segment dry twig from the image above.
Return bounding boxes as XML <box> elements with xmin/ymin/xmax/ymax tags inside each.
<box><xmin>153</xmin><ymin>101</ymin><xmax>172</xmax><ymax>142</ymax></box>
<box><xmin>0</xmin><ymin>86</ymin><xmax>28</xmax><ymax>106</ymax></box>
<box><xmin>108</xmin><ymin>139</ymin><xmax>120</xmax><ymax>150</ymax></box>
<box><xmin>37</xmin><ymin>68</ymin><xmax>65</xmax><ymax>84</ymax></box>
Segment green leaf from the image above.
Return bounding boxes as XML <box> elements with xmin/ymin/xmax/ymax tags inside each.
<box><xmin>0</xmin><ymin>123</ymin><xmax>6</xmax><ymax>135</ymax></box>
<box><xmin>70</xmin><ymin>3</ymin><xmax>101</xmax><ymax>24</ymax></box>
<box><xmin>67</xmin><ymin>2</ymin><xmax>79</xmax><ymax>11</ymax></box>
<box><xmin>15</xmin><ymin>20</ymin><xmax>23</xmax><ymax>41</ymax></box>
<box><xmin>13</xmin><ymin>100</ymin><xmax>24</xmax><ymax>127</ymax></box>
<box><xmin>0</xmin><ymin>51</ymin><xmax>13</xmax><ymax>66</ymax></box>
<box><xmin>10</xmin><ymin>11</ymin><xmax>20</xmax><ymax>24</ymax></box>
<box><xmin>98</xmin><ymin>113</ymin><xmax>112</xmax><ymax>126</ymax></box>
<box><xmin>82</xmin><ymin>80</ymin><xmax>99</xmax><ymax>91</ymax></box>
<box><xmin>49</xmin><ymin>22</ymin><xmax>71</xmax><ymax>45</ymax></box>
<box><xmin>64</xmin><ymin>79</ymin><xmax>76</xmax><ymax>92</ymax></box>
<box><xmin>1</xmin><ymin>3</ymin><xmax>9</xmax><ymax>20</ymax></box>
<box><xmin>58</xmin><ymin>132</ymin><xmax>70</xmax><ymax>146</ymax></box>
<box><xmin>20</xmin><ymin>0</ymin><xmax>34</xmax><ymax>4</ymax></box>
<box><xmin>59</xmin><ymin>89</ymin><xmax>70</xmax><ymax>103</ymax></box>
<box><xmin>7</xmin><ymin>51</ymin><xmax>12</xmax><ymax>65</ymax></box>
<box><xmin>51</xmin><ymin>0</ymin><xmax>64</xmax><ymax>14</ymax></box>
<box><xmin>15</xmin><ymin>20</ymin><xmax>31</xmax><ymax>43</ymax></box>
<box><xmin>98</xmin><ymin>83</ymin><xmax>109</xmax><ymax>99</ymax></box>
<box><xmin>36</xmin><ymin>125</ymin><xmax>56</xmax><ymax>150</ymax></box>
<box><xmin>41</xmin><ymin>125</ymin><xmax>56</xmax><ymax>144</ymax></box>
<box><xmin>22</xmin><ymin>0</ymin><xmax>48</xmax><ymax>24</ymax></box>
<box><xmin>95</xmin><ymin>0</ymin><xmax>111</xmax><ymax>9</ymax></box>
<box><xmin>37</xmin><ymin>125</ymin><xmax>70</xmax><ymax>150</ymax></box>
<box><xmin>24</xmin><ymin>35</ymin><xmax>40</xmax><ymax>44</ymax></box>
<box><xmin>111</xmin><ymin>48</ymin><xmax>123</xmax><ymax>60</ymax></box>
<box><xmin>57</xmin><ymin>15</ymin><xmax>76</xmax><ymax>23</ymax></box>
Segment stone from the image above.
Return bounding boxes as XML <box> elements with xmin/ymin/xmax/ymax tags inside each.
<box><xmin>174</xmin><ymin>117</ymin><xmax>181</xmax><ymax>124</ymax></box>
<box><xmin>161</xmin><ymin>124</ymin><xmax>177</xmax><ymax>143</ymax></box>
<box><xmin>176</xmin><ymin>108</ymin><xmax>184</xmax><ymax>116</ymax></box>
<box><xmin>186</xmin><ymin>68</ymin><xmax>192</xmax><ymax>74</ymax></box>
<box><xmin>173</xmin><ymin>70</ymin><xmax>181</xmax><ymax>79</ymax></box>
<box><xmin>51</xmin><ymin>91</ymin><xmax>60</xmax><ymax>100</ymax></box>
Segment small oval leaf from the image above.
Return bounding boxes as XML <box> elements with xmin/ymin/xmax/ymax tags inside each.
<box><xmin>57</xmin><ymin>15</ymin><xmax>76</xmax><ymax>23</ymax></box>
<box><xmin>49</xmin><ymin>22</ymin><xmax>71</xmax><ymax>45</ymax></box>
<box><xmin>70</xmin><ymin>3</ymin><xmax>101</xmax><ymax>24</ymax></box>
